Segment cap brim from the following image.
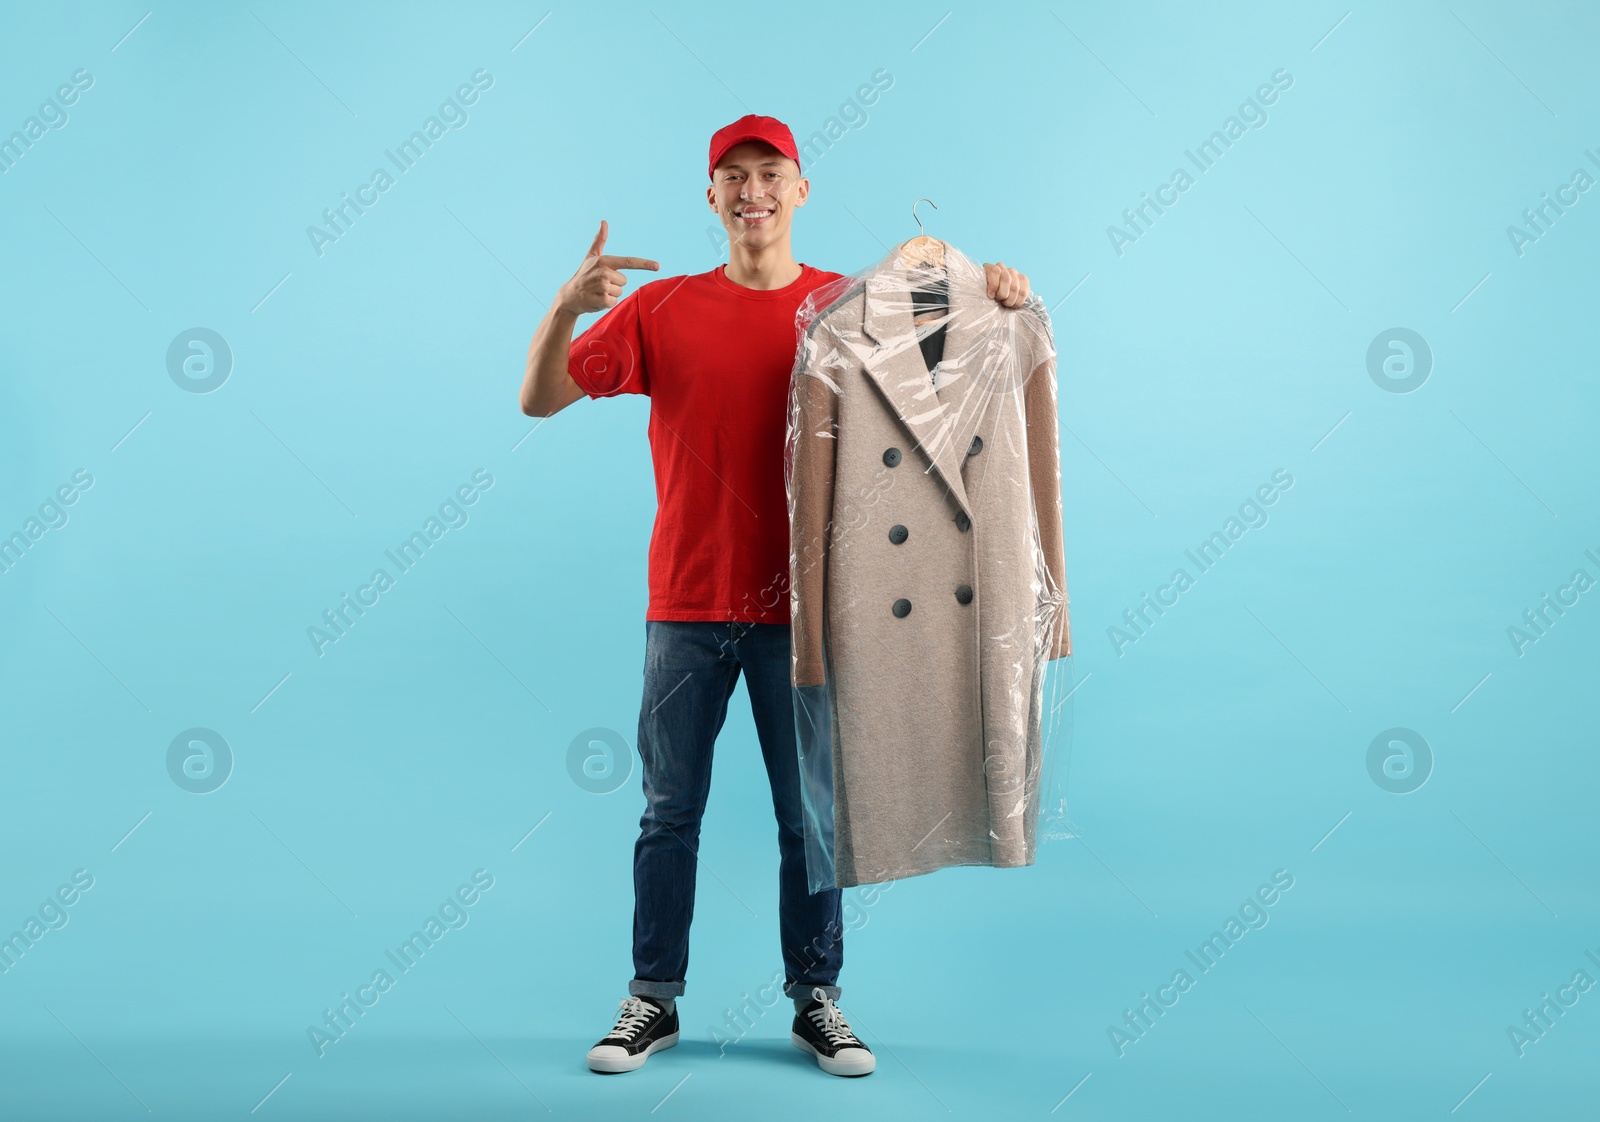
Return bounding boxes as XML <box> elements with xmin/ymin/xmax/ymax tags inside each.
<box><xmin>710</xmin><ymin>135</ymin><xmax>800</xmax><ymax>176</ymax></box>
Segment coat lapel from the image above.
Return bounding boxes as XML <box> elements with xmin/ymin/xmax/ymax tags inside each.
<box><xmin>858</xmin><ymin>248</ymin><xmax>989</xmax><ymax>517</ymax></box>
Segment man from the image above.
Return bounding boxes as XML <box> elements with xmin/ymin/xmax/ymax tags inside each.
<box><xmin>518</xmin><ymin>114</ymin><xmax>1031</xmax><ymax>1077</ymax></box>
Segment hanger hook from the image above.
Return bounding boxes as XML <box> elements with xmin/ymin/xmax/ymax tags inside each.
<box><xmin>912</xmin><ymin>197</ymin><xmax>938</xmax><ymax>236</ymax></box>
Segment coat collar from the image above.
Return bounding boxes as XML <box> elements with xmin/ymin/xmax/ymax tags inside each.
<box><xmin>858</xmin><ymin>246</ymin><xmax>992</xmax><ymax>516</ymax></box>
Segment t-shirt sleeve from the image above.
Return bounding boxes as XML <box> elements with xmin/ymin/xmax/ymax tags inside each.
<box><xmin>567</xmin><ymin>289</ymin><xmax>650</xmax><ymax>397</ymax></box>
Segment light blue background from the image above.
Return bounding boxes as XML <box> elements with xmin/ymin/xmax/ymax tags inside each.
<box><xmin>2</xmin><ymin>2</ymin><xmax>1596</xmax><ymax>1119</ymax></box>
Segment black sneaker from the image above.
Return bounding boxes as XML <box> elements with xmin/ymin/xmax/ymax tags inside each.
<box><xmin>586</xmin><ymin>995</ymin><xmax>680</xmax><ymax>1073</ymax></box>
<box><xmin>791</xmin><ymin>987</ymin><xmax>875</xmax><ymax>1076</ymax></box>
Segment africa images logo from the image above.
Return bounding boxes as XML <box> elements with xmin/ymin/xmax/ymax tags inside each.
<box><xmin>306</xmin><ymin>469</ymin><xmax>494</xmax><ymax>657</ymax></box>
<box><xmin>306</xmin><ymin>69</ymin><xmax>494</xmax><ymax>258</ymax></box>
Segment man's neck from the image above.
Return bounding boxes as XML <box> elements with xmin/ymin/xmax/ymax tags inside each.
<box><xmin>724</xmin><ymin>240</ymin><xmax>803</xmax><ymax>291</ymax></box>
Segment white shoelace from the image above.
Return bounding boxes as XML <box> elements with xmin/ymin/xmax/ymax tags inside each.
<box><xmin>806</xmin><ymin>986</ymin><xmax>864</xmax><ymax>1048</ymax></box>
<box><xmin>607</xmin><ymin>996</ymin><xmax>659</xmax><ymax>1041</ymax></box>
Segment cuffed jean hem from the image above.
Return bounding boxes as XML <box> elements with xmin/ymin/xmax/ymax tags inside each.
<box><xmin>629</xmin><ymin>978</ymin><xmax>686</xmax><ymax>1000</ymax></box>
<box><xmin>786</xmin><ymin>982</ymin><xmax>841</xmax><ymax>1001</ymax></box>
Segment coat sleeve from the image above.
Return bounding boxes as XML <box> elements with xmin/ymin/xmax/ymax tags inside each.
<box><xmin>788</xmin><ymin>324</ymin><xmax>842</xmax><ymax>688</ymax></box>
<box><xmin>1022</xmin><ymin>311</ymin><xmax>1071</xmax><ymax>660</ymax></box>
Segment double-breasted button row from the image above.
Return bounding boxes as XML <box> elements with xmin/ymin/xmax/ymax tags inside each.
<box><xmin>882</xmin><ymin>443</ymin><xmax>976</xmax><ymax>616</ymax></box>
<box><xmin>889</xmin><ymin>585</ymin><xmax>975</xmax><ymax>616</ymax></box>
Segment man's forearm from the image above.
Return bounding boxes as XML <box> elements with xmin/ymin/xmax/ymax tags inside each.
<box><xmin>520</xmin><ymin>301</ymin><xmax>583</xmax><ymax>416</ymax></box>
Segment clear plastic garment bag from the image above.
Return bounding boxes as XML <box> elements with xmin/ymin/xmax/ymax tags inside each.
<box><xmin>785</xmin><ymin>238</ymin><xmax>1074</xmax><ymax>892</ymax></box>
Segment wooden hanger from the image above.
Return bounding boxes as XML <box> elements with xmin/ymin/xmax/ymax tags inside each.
<box><xmin>899</xmin><ymin>197</ymin><xmax>945</xmax><ymax>270</ymax></box>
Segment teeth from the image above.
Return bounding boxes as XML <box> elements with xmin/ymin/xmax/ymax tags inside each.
<box><xmin>739</xmin><ymin>209</ymin><xmax>773</xmax><ymax>219</ymax></box>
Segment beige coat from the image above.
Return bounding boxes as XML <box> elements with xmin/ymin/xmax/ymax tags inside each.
<box><xmin>787</xmin><ymin>249</ymin><xmax>1070</xmax><ymax>888</ymax></box>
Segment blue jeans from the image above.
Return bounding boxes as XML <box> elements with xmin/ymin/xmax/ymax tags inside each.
<box><xmin>627</xmin><ymin>620</ymin><xmax>843</xmax><ymax>1002</ymax></box>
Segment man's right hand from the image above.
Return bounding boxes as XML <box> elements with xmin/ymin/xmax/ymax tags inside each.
<box><xmin>559</xmin><ymin>220</ymin><xmax>659</xmax><ymax>315</ymax></box>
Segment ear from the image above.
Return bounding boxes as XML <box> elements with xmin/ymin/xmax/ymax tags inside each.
<box><xmin>793</xmin><ymin>176</ymin><xmax>810</xmax><ymax>207</ymax></box>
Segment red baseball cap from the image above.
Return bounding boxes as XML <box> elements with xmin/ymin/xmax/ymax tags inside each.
<box><xmin>708</xmin><ymin>114</ymin><xmax>801</xmax><ymax>180</ymax></box>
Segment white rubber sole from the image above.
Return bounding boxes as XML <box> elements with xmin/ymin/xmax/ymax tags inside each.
<box><xmin>791</xmin><ymin>1032</ymin><xmax>876</xmax><ymax>1076</ymax></box>
<box><xmin>587</xmin><ymin>1031</ymin><xmax>679</xmax><ymax>1073</ymax></box>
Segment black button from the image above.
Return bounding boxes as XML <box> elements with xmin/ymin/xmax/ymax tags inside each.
<box><xmin>968</xmin><ymin>435</ymin><xmax>983</xmax><ymax>456</ymax></box>
<box><xmin>888</xmin><ymin>524</ymin><xmax>908</xmax><ymax>545</ymax></box>
<box><xmin>892</xmin><ymin>598</ymin><xmax>912</xmax><ymax>618</ymax></box>
<box><xmin>955</xmin><ymin>511</ymin><xmax>971</xmax><ymax>532</ymax></box>
<box><xmin>883</xmin><ymin>447</ymin><xmax>902</xmax><ymax>467</ymax></box>
<box><xmin>955</xmin><ymin>584</ymin><xmax>973</xmax><ymax>605</ymax></box>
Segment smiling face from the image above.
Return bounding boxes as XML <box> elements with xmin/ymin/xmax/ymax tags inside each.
<box><xmin>707</xmin><ymin>140</ymin><xmax>808</xmax><ymax>253</ymax></box>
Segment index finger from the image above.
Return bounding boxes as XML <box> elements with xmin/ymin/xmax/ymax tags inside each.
<box><xmin>599</xmin><ymin>255</ymin><xmax>660</xmax><ymax>271</ymax></box>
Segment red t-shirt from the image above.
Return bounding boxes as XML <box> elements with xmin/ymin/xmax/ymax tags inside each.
<box><xmin>568</xmin><ymin>262</ymin><xmax>847</xmax><ymax>624</ymax></box>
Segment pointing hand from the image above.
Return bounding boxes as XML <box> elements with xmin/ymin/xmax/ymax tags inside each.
<box><xmin>561</xmin><ymin>220</ymin><xmax>660</xmax><ymax>315</ymax></box>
